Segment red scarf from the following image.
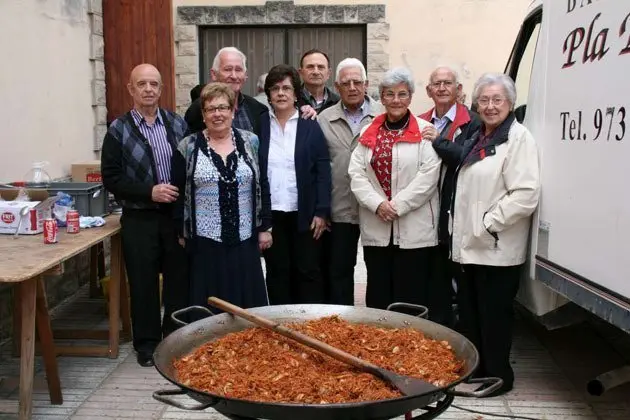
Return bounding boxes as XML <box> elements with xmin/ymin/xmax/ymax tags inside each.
<box><xmin>418</xmin><ymin>103</ymin><xmax>471</xmax><ymax>141</ymax></box>
<box><xmin>358</xmin><ymin>113</ymin><xmax>423</xmax><ymax>149</ymax></box>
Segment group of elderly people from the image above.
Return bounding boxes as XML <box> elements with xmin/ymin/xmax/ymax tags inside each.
<box><xmin>102</xmin><ymin>45</ymin><xmax>540</xmax><ymax>397</ymax></box>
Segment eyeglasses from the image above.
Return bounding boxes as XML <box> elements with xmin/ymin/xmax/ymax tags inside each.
<box><xmin>383</xmin><ymin>91</ymin><xmax>410</xmax><ymax>100</ymax></box>
<box><xmin>430</xmin><ymin>80</ymin><xmax>456</xmax><ymax>89</ymax></box>
<box><xmin>203</xmin><ymin>105</ymin><xmax>232</xmax><ymax>114</ymax></box>
<box><xmin>269</xmin><ymin>85</ymin><xmax>294</xmax><ymax>94</ymax></box>
<box><xmin>338</xmin><ymin>80</ymin><xmax>365</xmax><ymax>88</ymax></box>
<box><xmin>477</xmin><ymin>97</ymin><xmax>507</xmax><ymax>107</ymax></box>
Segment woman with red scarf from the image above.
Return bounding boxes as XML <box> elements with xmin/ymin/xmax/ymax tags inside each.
<box><xmin>348</xmin><ymin>67</ymin><xmax>441</xmax><ymax>311</ymax></box>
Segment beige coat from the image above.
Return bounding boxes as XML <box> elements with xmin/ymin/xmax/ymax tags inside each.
<box><xmin>318</xmin><ymin>97</ymin><xmax>383</xmax><ymax>224</ymax></box>
<box><xmin>451</xmin><ymin>119</ymin><xmax>541</xmax><ymax>266</ymax></box>
<box><xmin>348</xmin><ymin>115</ymin><xmax>441</xmax><ymax>249</ymax></box>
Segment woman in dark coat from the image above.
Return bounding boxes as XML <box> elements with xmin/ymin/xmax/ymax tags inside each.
<box><xmin>259</xmin><ymin>64</ymin><xmax>332</xmax><ymax>305</ymax></box>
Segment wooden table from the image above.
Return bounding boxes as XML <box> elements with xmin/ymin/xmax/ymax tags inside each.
<box><xmin>0</xmin><ymin>215</ymin><xmax>131</xmax><ymax>419</ymax></box>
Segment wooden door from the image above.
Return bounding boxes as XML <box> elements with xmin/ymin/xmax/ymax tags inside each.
<box><xmin>199</xmin><ymin>27</ymin><xmax>286</xmax><ymax>96</ymax></box>
<box><xmin>199</xmin><ymin>25</ymin><xmax>366</xmax><ymax>97</ymax></box>
<box><xmin>103</xmin><ymin>0</ymin><xmax>175</xmax><ymax>123</ymax></box>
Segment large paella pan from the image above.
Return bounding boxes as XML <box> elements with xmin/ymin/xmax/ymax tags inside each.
<box><xmin>152</xmin><ymin>304</ymin><xmax>501</xmax><ymax>420</ymax></box>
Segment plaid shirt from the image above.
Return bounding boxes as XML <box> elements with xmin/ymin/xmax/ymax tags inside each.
<box><xmin>302</xmin><ymin>86</ymin><xmax>329</xmax><ymax>112</ymax></box>
<box><xmin>233</xmin><ymin>93</ymin><xmax>254</xmax><ymax>133</ymax></box>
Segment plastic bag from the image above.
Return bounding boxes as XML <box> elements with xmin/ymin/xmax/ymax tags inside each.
<box><xmin>24</xmin><ymin>161</ymin><xmax>52</xmax><ymax>187</ymax></box>
<box><xmin>15</xmin><ymin>188</ymin><xmax>30</xmax><ymax>201</ymax></box>
<box><xmin>53</xmin><ymin>192</ymin><xmax>74</xmax><ymax>227</ymax></box>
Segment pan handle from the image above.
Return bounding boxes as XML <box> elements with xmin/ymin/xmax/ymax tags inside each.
<box><xmin>446</xmin><ymin>377</ymin><xmax>503</xmax><ymax>398</ymax></box>
<box><xmin>386</xmin><ymin>302</ymin><xmax>429</xmax><ymax>319</ymax></box>
<box><xmin>153</xmin><ymin>388</ymin><xmax>217</xmax><ymax>410</ymax></box>
<box><xmin>171</xmin><ymin>306</ymin><xmax>214</xmax><ymax>326</ymax></box>
<box><xmin>408</xmin><ymin>394</ymin><xmax>454</xmax><ymax>419</ymax></box>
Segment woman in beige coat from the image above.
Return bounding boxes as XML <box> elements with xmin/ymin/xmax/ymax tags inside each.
<box><xmin>348</xmin><ymin>67</ymin><xmax>441</xmax><ymax>311</ymax></box>
<box><xmin>439</xmin><ymin>73</ymin><xmax>541</xmax><ymax>397</ymax></box>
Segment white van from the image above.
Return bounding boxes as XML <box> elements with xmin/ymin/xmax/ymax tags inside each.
<box><xmin>505</xmin><ymin>0</ymin><xmax>630</xmax><ymax>334</ymax></box>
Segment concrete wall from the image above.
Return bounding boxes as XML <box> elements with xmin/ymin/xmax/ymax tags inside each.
<box><xmin>0</xmin><ymin>0</ymin><xmax>105</xmax><ymax>182</ymax></box>
<box><xmin>0</xmin><ymin>0</ymin><xmax>105</xmax><ymax>343</ymax></box>
<box><xmin>172</xmin><ymin>0</ymin><xmax>530</xmax><ymax>114</ymax></box>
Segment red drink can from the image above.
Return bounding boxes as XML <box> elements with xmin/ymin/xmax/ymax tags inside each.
<box><xmin>29</xmin><ymin>208</ymin><xmax>38</xmax><ymax>231</ymax></box>
<box><xmin>66</xmin><ymin>210</ymin><xmax>80</xmax><ymax>234</ymax></box>
<box><xmin>43</xmin><ymin>218</ymin><xmax>58</xmax><ymax>244</ymax></box>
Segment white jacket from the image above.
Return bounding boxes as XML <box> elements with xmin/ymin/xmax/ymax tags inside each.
<box><xmin>451</xmin><ymin>118</ymin><xmax>541</xmax><ymax>266</ymax></box>
<box><xmin>348</xmin><ymin>114</ymin><xmax>441</xmax><ymax>249</ymax></box>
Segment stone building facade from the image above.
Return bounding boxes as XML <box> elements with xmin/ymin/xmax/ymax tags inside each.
<box><xmin>173</xmin><ymin>1</ymin><xmax>388</xmax><ymax>116</ymax></box>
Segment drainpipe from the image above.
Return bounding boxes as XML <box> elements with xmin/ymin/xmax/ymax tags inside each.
<box><xmin>587</xmin><ymin>365</ymin><xmax>630</xmax><ymax>396</ymax></box>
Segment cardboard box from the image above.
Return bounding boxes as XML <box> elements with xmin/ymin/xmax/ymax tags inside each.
<box><xmin>71</xmin><ymin>161</ymin><xmax>102</xmax><ymax>183</ymax></box>
<box><xmin>0</xmin><ymin>196</ymin><xmax>57</xmax><ymax>235</ymax></box>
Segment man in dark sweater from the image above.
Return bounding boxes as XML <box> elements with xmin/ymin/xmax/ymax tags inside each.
<box><xmin>298</xmin><ymin>49</ymin><xmax>340</xmax><ymax>301</ymax></box>
<box><xmin>419</xmin><ymin>66</ymin><xmax>482</xmax><ymax>328</ymax></box>
<box><xmin>184</xmin><ymin>47</ymin><xmax>268</xmax><ymax>136</ymax></box>
<box><xmin>101</xmin><ymin>64</ymin><xmax>189</xmax><ymax>367</ymax></box>
<box><xmin>298</xmin><ymin>49</ymin><xmax>340</xmax><ymax>114</ymax></box>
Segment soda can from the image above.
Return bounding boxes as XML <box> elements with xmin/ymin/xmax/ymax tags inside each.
<box><xmin>43</xmin><ymin>218</ymin><xmax>58</xmax><ymax>244</ymax></box>
<box><xmin>66</xmin><ymin>210</ymin><xmax>80</xmax><ymax>234</ymax></box>
<box><xmin>29</xmin><ymin>208</ymin><xmax>38</xmax><ymax>231</ymax></box>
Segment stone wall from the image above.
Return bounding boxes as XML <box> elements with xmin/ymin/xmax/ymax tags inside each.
<box><xmin>89</xmin><ymin>0</ymin><xmax>107</xmax><ymax>151</ymax></box>
<box><xmin>174</xmin><ymin>0</ymin><xmax>388</xmax><ymax>116</ymax></box>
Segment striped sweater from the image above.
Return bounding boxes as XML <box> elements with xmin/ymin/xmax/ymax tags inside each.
<box><xmin>101</xmin><ymin>109</ymin><xmax>187</xmax><ymax>210</ymax></box>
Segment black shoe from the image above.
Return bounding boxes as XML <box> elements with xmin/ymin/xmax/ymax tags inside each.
<box><xmin>136</xmin><ymin>352</ymin><xmax>154</xmax><ymax>367</ymax></box>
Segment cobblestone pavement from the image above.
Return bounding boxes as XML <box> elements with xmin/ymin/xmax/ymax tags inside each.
<box><xmin>1</xmin><ymin>250</ymin><xmax>629</xmax><ymax>419</ymax></box>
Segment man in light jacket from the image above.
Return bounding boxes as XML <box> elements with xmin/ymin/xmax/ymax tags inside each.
<box><xmin>318</xmin><ymin>58</ymin><xmax>383</xmax><ymax>305</ymax></box>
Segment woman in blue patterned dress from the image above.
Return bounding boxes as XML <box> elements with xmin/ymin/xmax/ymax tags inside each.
<box><xmin>171</xmin><ymin>82</ymin><xmax>272</xmax><ymax>313</ymax></box>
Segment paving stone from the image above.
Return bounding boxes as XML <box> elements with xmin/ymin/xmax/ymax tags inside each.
<box><xmin>0</xmin><ymin>250</ymin><xmax>629</xmax><ymax>420</ymax></box>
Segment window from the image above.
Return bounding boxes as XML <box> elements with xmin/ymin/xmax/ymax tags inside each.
<box><xmin>505</xmin><ymin>9</ymin><xmax>542</xmax><ymax>122</ymax></box>
<box><xmin>199</xmin><ymin>25</ymin><xmax>367</xmax><ymax>96</ymax></box>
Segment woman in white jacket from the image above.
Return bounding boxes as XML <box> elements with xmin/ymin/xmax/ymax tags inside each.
<box><xmin>348</xmin><ymin>67</ymin><xmax>441</xmax><ymax>311</ymax></box>
<box><xmin>439</xmin><ymin>73</ymin><xmax>541</xmax><ymax>397</ymax></box>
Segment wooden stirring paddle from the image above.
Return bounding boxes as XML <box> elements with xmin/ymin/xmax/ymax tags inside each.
<box><xmin>207</xmin><ymin>296</ymin><xmax>439</xmax><ymax>397</ymax></box>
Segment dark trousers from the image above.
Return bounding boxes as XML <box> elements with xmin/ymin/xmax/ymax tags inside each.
<box><xmin>363</xmin><ymin>243</ymin><xmax>435</xmax><ymax>310</ymax></box>
<box><xmin>120</xmin><ymin>209</ymin><xmax>189</xmax><ymax>354</ymax></box>
<box><xmin>264</xmin><ymin>211</ymin><xmax>324</xmax><ymax>304</ymax></box>
<box><xmin>324</xmin><ymin>222</ymin><xmax>360</xmax><ymax>305</ymax></box>
<box><xmin>429</xmin><ymin>244</ymin><xmax>456</xmax><ymax>327</ymax></box>
<box><xmin>457</xmin><ymin>263</ymin><xmax>522</xmax><ymax>387</ymax></box>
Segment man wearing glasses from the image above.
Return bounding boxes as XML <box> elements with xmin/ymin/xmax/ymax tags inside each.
<box><xmin>318</xmin><ymin>58</ymin><xmax>382</xmax><ymax>305</ymax></box>
<box><xmin>419</xmin><ymin>66</ymin><xmax>481</xmax><ymax>328</ymax></box>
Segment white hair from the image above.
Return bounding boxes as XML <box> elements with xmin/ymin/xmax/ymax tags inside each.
<box><xmin>472</xmin><ymin>72</ymin><xmax>517</xmax><ymax>109</ymax></box>
<box><xmin>429</xmin><ymin>65</ymin><xmax>461</xmax><ymax>86</ymax></box>
<box><xmin>380</xmin><ymin>67</ymin><xmax>415</xmax><ymax>95</ymax></box>
<box><xmin>212</xmin><ymin>47</ymin><xmax>247</xmax><ymax>73</ymax></box>
<box><xmin>256</xmin><ymin>73</ymin><xmax>268</xmax><ymax>91</ymax></box>
<box><xmin>335</xmin><ymin>58</ymin><xmax>367</xmax><ymax>82</ymax></box>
